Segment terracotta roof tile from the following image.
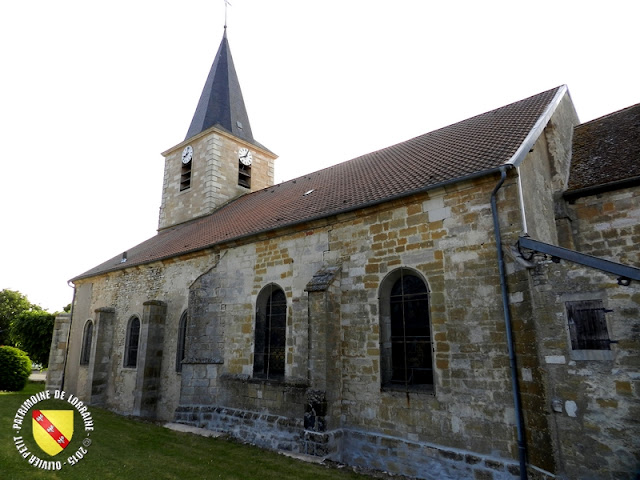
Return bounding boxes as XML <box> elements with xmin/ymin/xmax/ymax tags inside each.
<box><xmin>72</xmin><ymin>86</ymin><xmax>562</xmax><ymax>281</ymax></box>
<box><xmin>567</xmin><ymin>103</ymin><xmax>640</xmax><ymax>193</ymax></box>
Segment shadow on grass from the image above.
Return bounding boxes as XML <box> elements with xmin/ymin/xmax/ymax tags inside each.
<box><xmin>1</xmin><ymin>382</ymin><xmax>374</xmax><ymax>480</ymax></box>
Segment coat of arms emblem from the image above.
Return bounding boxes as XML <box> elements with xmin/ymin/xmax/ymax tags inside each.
<box><xmin>32</xmin><ymin>410</ymin><xmax>74</xmax><ymax>456</ymax></box>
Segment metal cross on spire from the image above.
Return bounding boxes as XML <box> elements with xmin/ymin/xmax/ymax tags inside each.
<box><xmin>224</xmin><ymin>0</ymin><xmax>232</xmax><ymax>29</ymax></box>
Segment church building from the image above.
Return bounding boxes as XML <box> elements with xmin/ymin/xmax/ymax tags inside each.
<box><xmin>48</xmin><ymin>28</ymin><xmax>640</xmax><ymax>480</ymax></box>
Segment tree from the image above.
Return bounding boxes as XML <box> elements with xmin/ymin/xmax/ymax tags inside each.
<box><xmin>9</xmin><ymin>310</ymin><xmax>55</xmax><ymax>367</ymax></box>
<box><xmin>0</xmin><ymin>289</ymin><xmax>41</xmax><ymax>346</ymax></box>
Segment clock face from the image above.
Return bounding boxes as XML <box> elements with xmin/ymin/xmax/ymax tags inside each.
<box><xmin>238</xmin><ymin>147</ymin><xmax>253</xmax><ymax>166</ymax></box>
<box><xmin>182</xmin><ymin>145</ymin><xmax>193</xmax><ymax>164</ymax></box>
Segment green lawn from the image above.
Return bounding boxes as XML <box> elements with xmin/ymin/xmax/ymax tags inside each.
<box><xmin>1</xmin><ymin>382</ymin><xmax>373</xmax><ymax>480</ymax></box>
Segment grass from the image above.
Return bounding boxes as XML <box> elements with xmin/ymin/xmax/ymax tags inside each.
<box><xmin>1</xmin><ymin>382</ymin><xmax>374</xmax><ymax>480</ymax></box>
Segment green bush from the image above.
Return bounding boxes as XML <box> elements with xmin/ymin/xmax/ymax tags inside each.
<box><xmin>0</xmin><ymin>346</ymin><xmax>31</xmax><ymax>391</ymax></box>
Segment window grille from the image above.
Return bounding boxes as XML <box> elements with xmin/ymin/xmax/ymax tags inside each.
<box><xmin>380</xmin><ymin>268</ymin><xmax>434</xmax><ymax>392</ymax></box>
<box><xmin>254</xmin><ymin>285</ymin><xmax>286</xmax><ymax>379</ymax></box>
<box><xmin>389</xmin><ymin>273</ymin><xmax>433</xmax><ymax>388</ymax></box>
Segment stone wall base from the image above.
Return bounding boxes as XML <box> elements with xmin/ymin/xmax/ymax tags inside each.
<box><xmin>339</xmin><ymin>429</ymin><xmax>555</xmax><ymax>480</ymax></box>
<box><xmin>174</xmin><ymin>405</ymin><xmax>306</xmax><ymax>453</ymax></box>
<box><xmin>174</xmin><ymin>405</ymin><xmax>555</xmax><ymax>480</ymax></box>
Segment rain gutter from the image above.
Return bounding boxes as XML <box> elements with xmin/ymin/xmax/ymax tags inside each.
<box><xmin>487</xmin><ymin>87</ymin><xmax>567</xmax><ymax>480</ymax></box>
<box><xmin>491</xmin><ymin>165</ymin><xmax>527</xmax><ymax>479</ymax></box>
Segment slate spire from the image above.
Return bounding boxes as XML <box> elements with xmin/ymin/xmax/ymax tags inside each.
<box><xmin>185</xmin><ymin>29</ymin><xmax>254</xmax><ymax>142</ymax></box>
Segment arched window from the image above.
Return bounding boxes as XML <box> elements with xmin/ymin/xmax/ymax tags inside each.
<box><xmin>80</xmin><ymin>320</ymin><xmax>93</xmax><ymax>365</ymax></box>
<box><xmin>380</xmin><ymin>268</ymin><xmax>433</xmax><ymax>391</ymax></box>
<box><xmin>176</xmin><ymin>311</ymin><xmax>188</xmax><ymax>372</ymax></box>
<box><xmin>253</xmin><ymin>284</ymin><xmax>286</xmax><ymax>379</ymax></box>
<box><xmin>124</xmin><ymin>316</ymin><xmax>141</xmax><ymax>368</ymax></box>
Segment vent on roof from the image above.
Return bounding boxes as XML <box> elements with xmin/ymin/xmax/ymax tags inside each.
<box><xmin>303</xmin><ymin>189</ymin><xmax>314</xmax><ymax>196</ymax></box>
<box><xmin>121</xmin><ymin>252</ymin><xmax>128</xmax><ymax>263</ymax></box>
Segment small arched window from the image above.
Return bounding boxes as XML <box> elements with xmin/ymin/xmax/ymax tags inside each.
<box><xmin>176</xmin><ymin>311</ymin><xmax>188</xmax><ymax>372</ymax></box>
<box><xmin>124</xmin><ymin>316</ymin><xmax>141</xmax><ymax>368</ymax></box>
<box><xmin>380</xmin><ymin>268</ymin><xmax>433</xmax><ymax>391</ymax></box>
<box><xmin>253</xmin><ymin>284</ymin><xmax>286</xmax><ymax>379</ymax></box>
<box><xmin>80</xmin><ymin>320</ymin><xmax>93</xmax><ymax>365</ymax></box>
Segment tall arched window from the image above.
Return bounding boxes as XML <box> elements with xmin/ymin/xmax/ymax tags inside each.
<box><xmin>176</xmin><ymin>311</ymin><xmax>188</xmax><ymax>372</ymax></box>
<box><xmin>380</xmin><ymin>268</ymin><xmax>433</xmax><ymax>391</ymax></box>
<box><xmin>80</xmin><ymin>320</ymin><xmax>93</xmax><ymax>365</ymax></box>
<box><xmin>124</xmin><ymin>316</ymin><xmax>140</xmax><ymax>368</ymax></box>
<box><xmin>253</xmin><ymin>284</ymin><xmax>286</xmax><ymax>379</ymax></box>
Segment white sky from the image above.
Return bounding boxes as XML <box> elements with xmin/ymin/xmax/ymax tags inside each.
<box><xmin>0</xmin><ymin>1</ymin><xmax>638</xmax><ymax>312</ymax></box>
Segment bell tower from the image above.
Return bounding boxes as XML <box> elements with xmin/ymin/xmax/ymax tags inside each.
<box><xmin>158</xmin><ymin>28</ymin><xmax>277</xmax><ymax>231</ymax></box>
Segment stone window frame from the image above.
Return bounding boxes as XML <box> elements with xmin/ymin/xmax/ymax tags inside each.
<box><xmin>176</xmin><ymin>310</ymin><xmax>188</xmax><ymax>373</ymax></box>
<box><xmin>562</xmin><ymin>292</ymin><xmax>614</xmax><ymax>361</ymax></box>
<box><xmin>253</xmin><ymin>283</ymin><xmax>287</xmax><ymax>381</ymax></box>
<box><xmin>124</xmin><ymin>316</ymin><xmax>141</xmax><ymax>368</ymax></box>
<box><xmin>79</xmin><ymin>319</ymin><xmax>93</xmax><ymax>366</ymax></box>
<box><xmin>379</xmin><ymin>267</ymin><xmax>435</xmax><ymax>393</ymax></box>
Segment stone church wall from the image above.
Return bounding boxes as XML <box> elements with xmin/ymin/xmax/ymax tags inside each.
<box><xmin>528</xmin><ymin>258</ymin><xmax>639</xmax><ymax>478</ymax></box>
<box><xmin>524</xmin><ymin>184</ymin><xmax>640</xmax><ymax>478</ymax></box>
<box><xmin>568</xmin><ymin>185</ymin><xmax>640</xmax><ymax>267</ymax></box>
<box><xmin>56</xmin><ymin>94</ymin><xmax>640</xmax><ymax>477</ymax></box>
<box><xmin>175</xmin><ymin>170</ymin><xmax>551</xmax><ymax>479</ymax></box>
<box><xmin>63</xmin><ymin>253</ymin><xmax>216</xmax><ymax>421</ymax></box>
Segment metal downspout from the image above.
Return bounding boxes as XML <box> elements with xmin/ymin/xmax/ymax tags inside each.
<box><xmin>491</xmin><ymin>166</ymin><xmax>528</xmax><ymax>480</ymax></box>
<box><xmin>60</xmin><ymin>282</ymin><xmax>76</xmax><ymax>391</ymax></box>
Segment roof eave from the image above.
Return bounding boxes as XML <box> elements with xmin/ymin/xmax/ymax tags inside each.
<box><xmin>69</xmin><ymin>166</ymin><xmax>506</xmax><ymax>283</ymax></box>
<box><xmin>564</xmin><ymin>175</ymin><xmax>640</xmax><ymax>201</ymax></box>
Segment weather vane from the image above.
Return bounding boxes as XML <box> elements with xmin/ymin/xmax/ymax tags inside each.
<box><xmin>224</xmin><ymin>0</ymin><xmax>231</xmax><ymax>29</ymax></box>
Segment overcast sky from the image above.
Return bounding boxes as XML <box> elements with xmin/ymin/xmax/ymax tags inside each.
<box><xmin>1</xmin><ymin>1</ymin><xmax>638</xmax><ymax>312</ymax></box>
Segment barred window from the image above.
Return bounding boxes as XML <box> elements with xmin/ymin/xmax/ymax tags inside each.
<box><xmin>566</xmin><ymin>300</ymin><xmax>610</xmax><ymax>350</ymax></box>
<box><xmin>124</xmin><ymin>316</ymin><xmax>140</xmax><ymax>368</ymax></box>
<box><xmin>380</xmin><ymin>268</ymin><xmax>433</xmax><ymax>391</ymax></box>
<box><xmin>80</xmin><ymin>320</ymin><xmax>93</xmax><ymax>365</ymax></box>
<box><xmin>253</xmin><ymin>285</ymin><xmax>286</xmax><ymax>379</ymax></box>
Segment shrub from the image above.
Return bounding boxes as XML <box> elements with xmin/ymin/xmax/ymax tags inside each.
<box><xmin>0</xmin><ymin>346</ymin><xmax>31</xmax><ymax>391</ymax></box>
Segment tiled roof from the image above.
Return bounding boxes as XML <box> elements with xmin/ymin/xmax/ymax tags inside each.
<box><xmin>566</xmin><ymin>103</ymin><xmax>640</xmax><ymax>193</ymax></box>
<box><xmin>72</xmin><ymin>86</ymin><xmax>563</xmax><ymax>281</ymax></box>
